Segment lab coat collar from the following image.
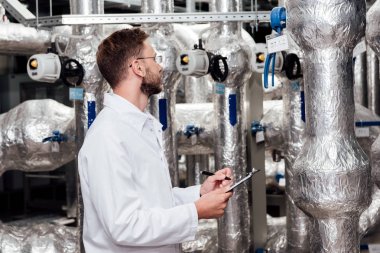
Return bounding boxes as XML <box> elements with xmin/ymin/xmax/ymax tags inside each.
<box><xmin>103</xmin><ymin>93</ymin><xmax>157</xmax><ymax>134</ymax></box>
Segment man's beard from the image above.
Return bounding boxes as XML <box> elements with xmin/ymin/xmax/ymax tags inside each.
<box><xmin>140</xmin><ymin>69</ymin><xmax>162</xmax><ymax>97</ymax></box>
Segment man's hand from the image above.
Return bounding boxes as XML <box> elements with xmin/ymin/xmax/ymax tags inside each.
<box><xmin>200</xmin><ymin>168</ymin><xmax>232</xmax><ymax>196</ymax></box>
<box><xmin>195</xmin><ymin>186</ymin><xmax>233</xmax><ymax>219</ymax></box>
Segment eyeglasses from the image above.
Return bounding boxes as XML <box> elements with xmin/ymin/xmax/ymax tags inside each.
<box><xmin>137</xmin><ymin>55</ymin><xmax>163</xmax><ymax>64</ymax></box>
<box><xmin>129</xmin><ymin>55</ymin><xmax>163</xmax><ymax>68</ymax></box>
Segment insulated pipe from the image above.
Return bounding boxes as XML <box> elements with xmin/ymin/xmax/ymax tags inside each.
<box><xmin>286</xmin><ymin>1</ymin><xmax>371</xmax><ymax>252</ymax></box>
<box><xmin>366</xmin><ymin>47</ymin><xmax>380</xmax><ymax>115</ymax></box>
<box><xmin>175</xmin><ymin>103</ymin><xmax>215</xmax><ymax>155</ymax></box>
<box><xmin>0</xmin><ymin>222</ymin><xmax>78</xmax><ymax>253</ymax></box>
<box><xmin>0</xmin><ymin>23</ymin><xmax>50</xmax><ymax>55</ymax></box>
<box><xmin>0</xmin><ymin>99</ymin><xmax>75</xmax><ymax>176</ymax></box>
<box><xmin>67</xmin><ymin>0</ymin><xmax>104</xmax><ymax>251</ymax></box>
<box><xmin>354</xmin><ymin>52</ymin><xmax>368</xmax><ymax>107</ymax></box>
<box><xmin>205</xmin><ymin>0</ymin><xmax>251</xmax><ymax>252</ymax></box>
<box><xmin>142</xmin><ymin>0</ymin><xmax>181</xmax><ymax>186</ymax></box>
<box><xmin>282</xmin><ymin>77</ymin><xmax>310</xmax><ymax>252</ymax></box>
<box><xmin>141</xmin><ymin>0</ymin><xmax>174</xmax><ymax>13</ymax></box>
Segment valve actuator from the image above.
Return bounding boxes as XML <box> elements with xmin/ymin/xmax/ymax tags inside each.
<box><xmin>176</xmin><ymin>39</ymin><xmax>229</xmax><ymax>82</ymax></box>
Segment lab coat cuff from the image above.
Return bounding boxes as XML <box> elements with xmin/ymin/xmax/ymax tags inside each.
<box><xmin>188</xmin><ymin>203</ymin><xmax>199</xmax><ymax>240</ymax></box>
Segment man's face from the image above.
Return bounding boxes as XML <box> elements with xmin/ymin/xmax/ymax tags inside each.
<box><xmin>139</xmin><ymin>41</ymin><xmax>163</xmax><ymax>97</ymax></box>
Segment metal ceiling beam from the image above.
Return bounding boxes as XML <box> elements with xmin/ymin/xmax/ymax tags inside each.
<box><xmin>0</xmin><ymin>0</ymin><xmax>35</xmax><ymax>25</ymax></box>
<box><xmin>26</xmin><ymin>11</ymin><xmax>270</xmax><ymax>26</ymax></box>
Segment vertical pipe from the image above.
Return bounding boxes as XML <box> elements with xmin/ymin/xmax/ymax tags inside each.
<box><xmin>141</xmin><ymin>0</ymin><xmax>174</xmax><ymax>13</ymax></box>
<box><xmin>282</xmin><ymin>78</ymin><xmax>310</xmax><ymax>252</ymax></box>
<box><xmin>286</xmin><ymin>1</ymin><xmax>371</xmax><ymax>252</ymax></box>
<box><xmin>206</xmin><ymin>0</ymin><xmax>251</xmax><ymax>252</ymax></box>
<box><xmin>366</xmin><ymin>47</ymin><xmax>380</xmax><ymax>115</ymax></box>
<box><xmin>186</xmin><ymin>0</ymin><xmax>195</xmax><ymax>12</ymax></box>
<box><xmin>68</xmin><ymin>1</ymin><xmax>104</xmax><ymax>252</ymax></box>
<box><xmin>142</xmin><ymin>0</ymin><xmax>181</xmax><ymax>186</ymax></box>
<box><xmin>354</xmin><ymin>52</ymin><xmax>368</xmax><ymax>107</ymax></box>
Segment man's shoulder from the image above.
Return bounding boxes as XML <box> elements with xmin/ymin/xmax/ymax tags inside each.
<box><xmin>85</xmin><ymin>107</ymin><xmax>137</xmax><ymax>141</ymax></box>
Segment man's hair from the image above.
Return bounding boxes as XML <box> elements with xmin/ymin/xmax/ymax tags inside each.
<box><xmin>96</xmin><ymin>28</ymin><xmax>148</xmax><ymax>88</ymax></box>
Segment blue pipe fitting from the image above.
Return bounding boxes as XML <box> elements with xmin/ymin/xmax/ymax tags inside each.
<box><xmin>184</xmin><ymin>124</ymin><xmax>203</xmax><ymax>138</ymax></box>
<box><xmin>42</xmin><ymin>130</ymin><xmax>68</xmax><ymax>144</ymax></box>
<box><xmin>251</xmin><ymin>121</ymin><xmax>265</xmax><ymax>135</ymax></box>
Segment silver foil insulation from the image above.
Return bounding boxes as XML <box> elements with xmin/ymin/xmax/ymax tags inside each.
<box><xmin>0</xmin><ymin>222</ymin><xmax>78</xmax><ymax>253</ymax></box>
<box><xmin>286</xmin><ymin>1</ymin><xmax>371</xmax><ymax>252</ymax></box>
<box><xmin>0</xmin><ymin>23</ymin><xmax>51</xmax><ymax>55</ymax></box>
<box><xmin>0</xmin><ymin>99</ymin><xmax>75</xmax><ymax>175</ymax></box>
<box><xmin>175</xmin><ymin>103</ymin><xmax>214</xmax><ymax>155</ymax></box>
<box><xmin>205</xmin><ymin>0</ymin><xmax>251</xmax><ymax>252</ymax></box>
<box><xmin>282</xmin><ymin>78</ymin><xmax>309</xmax><ymax>253</ymax></box>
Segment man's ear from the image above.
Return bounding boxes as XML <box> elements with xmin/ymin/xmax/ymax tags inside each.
<box><xmin>131</xmin><ymin>63</ymin><xmax>145</xmax><ymax>77</ymax></box>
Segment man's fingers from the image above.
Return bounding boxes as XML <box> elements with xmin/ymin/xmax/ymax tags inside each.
<box><xmin>215</xmin><ymin>167</ymin><xmax>233</xmax><ymax>179</ymax></box>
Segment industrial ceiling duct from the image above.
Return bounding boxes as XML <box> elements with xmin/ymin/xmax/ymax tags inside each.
<box><xmin>286</xmin><ymin>1</ymin><xmax>371</xmax><ymax>252</ymax></box>
<box><xmin>142</xmin><ymin>0</ymin><xmax>182</xmax><ymax>186</ymax></box>
<box><xmin>205</xmin><ymin>0</ymin><xmax>252</xmax><ymax>252</ymax></box>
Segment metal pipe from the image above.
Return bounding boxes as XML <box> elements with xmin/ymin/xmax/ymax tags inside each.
<box><xmin>175</xmin><ymin>103</ymin><xmax>215</xmax><ymax>155</ymax></box>
<box><xmin>366</xmin><ymin>46</ymin><xmax>380</xmax><ymax>115</ymax></box>
<box><xmin>0</xmin><ymin>99</ymin><xmax>75</xmax><ymax>176</ymax></box>
<box><xmin>354</xmin><ymin>52</ymin><xmax>368</xmax><ymax>107</ymax></box>
<box><xmin>0</xmin><ymin>222</ymin><xmax>78</xmax><ymax>253</ymax></box>
<box><xmin>186</xmin><ymin>0</ymin><xmax>195</xmax><ymax>12</ymax></box>
<box><xmin>0</xmin><ymin>23</ymin><xmax>51</xmax><ymax>55</ymax></box>
<box><xmin>67</xmin><ymin>0</ymin><xmax>104</xmax><ymax>252</ymax></box>
<box><xmin>142</xmin><ymin>0</ymin><xmax>181</xmax><ymax>186</ymax></box>
<box><xmin>282</xmin><ymin>77</ymin><xmax>310</xmax><ymax>252</ymax></box>
<box><xmin>286</xmin><ymin>1</ymin><xmax>371</xmax><ymax>252</ymax></box>
<box><xmin>141</xmin><ymin>0</ymin><xmax>174</xmax><ymax>13</ymax></box>
<box><xmin>206</xmin><ymin>0</ymin><xmax>251</xmax><ymax>252</ymax></box>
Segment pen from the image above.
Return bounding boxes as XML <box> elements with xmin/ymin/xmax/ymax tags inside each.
<box><xmin>201</xmin><ymin>171</ymin><xmax>231</xmax><ymax>180</ymax></box>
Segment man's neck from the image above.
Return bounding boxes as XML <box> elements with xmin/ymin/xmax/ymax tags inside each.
<box><xmin>113</xmin><ymin>84</ymin><xmax>148</xmax><ymax>112</ymax></box>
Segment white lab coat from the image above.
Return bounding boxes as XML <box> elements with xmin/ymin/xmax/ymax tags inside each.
<box><xmin>78</xmin><ymin>93</ymin><xmax>200</xmax><ymax>253</ymax></box>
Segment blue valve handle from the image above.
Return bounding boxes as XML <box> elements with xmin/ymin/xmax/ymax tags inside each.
<box><xmin>184</xmin><ymin>124</ymin><xmax>203</xmax><ymax>138</ymax></box>
<box><xmin>42</xmin><ymin>130</ymin><xmax>68</xmax><ymax>144</ymax></box>
<box><xmin>251</xmin><ymin>121</ymin><xmax>265</xmax><ymax>135</ymax></box>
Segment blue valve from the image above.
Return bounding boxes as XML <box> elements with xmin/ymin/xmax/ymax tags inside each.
<box><xmin>184</xmin><ymin>124</ymin><xmax>203</xmax><ymax>138</ymax></box>
<box><xmin>251</xmin><ymin>121</ymin><xmax>265</xmax><ymax>135</ymax></box>
<box><xmin>42</xmin><ymin>130</ymin><xmax>68</xmax><ymax>144</ymax></box>
<box><xmin>264</xmin><ymin>7</ymin><xmax>287</xmax><ymax>89</ymax></box>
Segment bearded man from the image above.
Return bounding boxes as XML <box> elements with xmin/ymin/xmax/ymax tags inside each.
<box><xmin>78</xmin><ymin>28</ymin><xmax>233</xmax><ymax>253</ymax></box>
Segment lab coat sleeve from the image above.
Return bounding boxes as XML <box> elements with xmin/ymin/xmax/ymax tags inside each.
<box><xmin>80</xmin><ymin>130</ymin><xmax>198</xmax><ymax>247</ymax></box>
<box><xmin>172</xmin><ymin>185</ymin><xmax>201</xmax><ymax>205</ymax></box>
